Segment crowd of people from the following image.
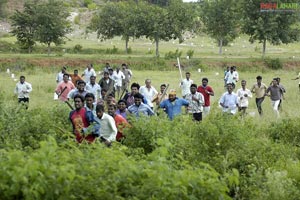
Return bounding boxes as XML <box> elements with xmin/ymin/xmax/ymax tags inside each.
<box><xmin>14</xmin><ymin>63</ymin><xmax>290</xmax><ymax>145</ymax></box>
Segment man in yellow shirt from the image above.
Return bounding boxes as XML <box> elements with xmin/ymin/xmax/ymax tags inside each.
<box><xmin>251</xmin><ymin>76</ymin><xmax>267</xmax><ymax>116</ymax></box>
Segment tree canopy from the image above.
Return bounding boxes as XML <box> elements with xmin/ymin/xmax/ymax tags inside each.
<box><xmin>90</xmin><ymin>0</ymin><xmax>196</xmax><ymax>57</ymax></box>
<box><xmin>200</xmin><ymin>0</ymin><xmax>240</xmax><ymax>55</ymax></box>
<box><xmin>242</xmin><ymin>0</ymin><xmax>300</xmax><ymax>56</ymax></box>
<box><xmin>10</xmin><ymin>0</ymin><xmax>71</xmax><ymax>55</ymax></box>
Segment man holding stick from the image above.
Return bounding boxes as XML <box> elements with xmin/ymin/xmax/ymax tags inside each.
<box><xmin>69</xmin><ymin>94</ymin><xmax>100</xmax><ymax>143</ymax></box>
<box><xmin>55</xmin><ymin>73</ymin><xmax>75</xmax><ymax>102</ymax></box>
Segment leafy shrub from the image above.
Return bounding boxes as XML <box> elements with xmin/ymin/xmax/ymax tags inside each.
<box><xmin>186</xmin><ymin>49</ymin><xmax>194</xmax><ymax>59</ymax></box>
<box><xmin>105</xmin><ymin>46</ymin><xmax>119</xmax><ymax>54</ymax></box>
<box><xmin>164</xmin><ymin>49</ymin><xmax>182</xmax><ymax>59</ymax></box>
<box><xmin>0</xmin><ymin>137</ymin><xmax>231</xmax><ymax>199</ymax></box>
<box><xmin>74</xmin><ymin>15</ymin><xmax>80</xmax><ymax>25</ymax></box>
<box><xmin>87</xmin><ymin>3</ymin><xmax>97</xmax><ymax>10</ymax></box>
<box><xmin>268</xmin><ymin>118</ymin><xmax>300</xmax><ymax>146</ymax></box>
<box><xmin>264</xmin><ymin>58</ymin><xmax>283</xmax><ymax>70</ymax></box>
<box><xmin>73</xmin><ymin>44</ymin><xmax>83</xmax><ymax>53</ymax></box>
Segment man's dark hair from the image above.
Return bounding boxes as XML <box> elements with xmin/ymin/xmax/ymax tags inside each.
<box><xmin>20</xmin><ymin>75</ymin><xmax>25</xmax><ymax>79</ymax></box>
<box><xmin>85</xmin><ymin>93</ymin><xmax>95</xmax><ymax>100</ymax></box>
<box><xmin>109</xmin><ymin>104</ymin><xmax>117</xmax><ymax>110</ymax></box>
<box><xmin>74</xmin><ymin>94</ymin><xmax>85</xmax><ymax>102</ymax></box>
<box><xmin>256</xmin><ymin>76</ymin><xmax>262</xmax><ymax>80</ymax></box>
<box><xmin>118</xmin><ymin>99</ymin><xmax>127</xmax><ymax>106</ymax></box>
<box><xmin>134</xmin><ymin>93</ymin><xmax>143</xmax><ymax>99</ymax></box>
<box><xmin>202</xmin><ymin>77</ymin><xmax>208</xmax><ymax>82</ymax></box>
<box><xmin>121</xmin><ymin>63</ymin><xmax>127</xmax><ymax>67</ymax></box>
<box><xmin>77</xmin><ymin>80</ymin><xmax>86</xmax><ymax>85</ymax></box>
<box><xmin>104</xmin><ymin>71</ymin><xmax>109</xmax><ymax>75</ymax></box>
<box><xmin>96</xmin><ymin>104</ymin><xmax>105</xmax><ymax>112</ymax></box>
<box><xmin>190</xmin><ymin>84</ymin><xmax>197</xmax><ymax>88</ymax></box>
<box><xmin>131</xmin><ymin>82</ymin><xmax>140</xmax><ymax>90</ymax></box>
<box><xmin>63</xmin><ymin>73</ymin><xmax>70</xmax><ymax>77</ymax></box>
<box><xmin>160</xmin><ymin>84</ymin><xmax>167</xmax><ymax>88</ymax></box>
<box><xmin>186</xmin><ymin>72</ymin><xmax>190</xmax><ymax>75</ymax></box>
<box><xmin>101</xmin><ymin>88</ymin><xmax>107</xmax><ymax>92</ymax></box>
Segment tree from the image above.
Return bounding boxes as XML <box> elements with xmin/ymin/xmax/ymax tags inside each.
<box><xmin>141</xmin><ymin>0</ymin><xmax>196</xmax><ymax>57</ymax></box>
<box><xmin>0</xmin><ymin>0</ymin><xmax>7</xmax><ymax>19</ymax></box>
<box><xmin>242</xmin><ymin>0</ymin><xmax>300</xmax><ymax>57</ymax></box>
<box><xmin>34</xmin><ymin>0</ymin><xmax>72</xmax><ymax>55</ymax></box>
<box><xmin>90</xmin><ymin>1</ymin><xmax>141</xmax><ymax>53</ymax></box>
<box><xmin>10</xmin><ymin>0</ymin><xmax>71</xmax><ymax>55</ymax></box>
<box><xmin>10</xmin><ymin>2</ymin><xmax>37</xmax><ymax>53</ymax></box>
<box><xmin>200</xmin><ymin>0</ymin><xmax>240</xmax><ymax>55</ymax></box>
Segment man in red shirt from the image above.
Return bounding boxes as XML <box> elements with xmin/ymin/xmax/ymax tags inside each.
<box><xmin>69</xmin><ymin>94</ymin><xmax>100</xmax><ymax>143</ymax></box>
<box><xmin>197</xmin><ymin>77</ymin><xmax>214</xmax><ymax>117</ymax></box>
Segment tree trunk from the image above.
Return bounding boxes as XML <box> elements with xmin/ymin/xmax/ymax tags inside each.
<box><xmin>47</xmin><ymin>42</ymin><xmax>51</xmax><ymax>56</ymax></box>
<box><xmin>155</xmin><ymin>37</ymin><xmax>159</xmax><ymax>57</ymax></box>
<box><xmin>219</xmin><ymin>39</ymin><xmax>223</xmax><ymax>55</ymax></box>
<box><xmin>262</xmin><ymin>39</ymin><xmax>266</xmax><ymax>58</ymax></box>
<box><xmin>125</xmin><ymin>36</ymin><xmax>129</xmax><ymax>54</ymax></box>
<box><xmin>28</xmin><ymin>46</ymin><xmax>31</xmax><ymax>54</ymax></box>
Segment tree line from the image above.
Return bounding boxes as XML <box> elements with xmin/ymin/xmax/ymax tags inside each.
<box><xmin>8</xmin><ymin>0</ymin><xmax>300</xmax><ymax>57</ymax></box>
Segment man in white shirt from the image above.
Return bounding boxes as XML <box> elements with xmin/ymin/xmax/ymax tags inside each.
<box><xmin>225</xmin><ymin>66</ymin><xmax>238</xmax><ymax>89</ymax></box>
<box><xmin>112</xmin><ymin>67</ymin><xmax>125</xmax><ymax>98</ymax></box>
<box><xmin>14</xmin><ymin>75</ymin><xmax>32</xmax><ymax>108</ymax></box>
<box><xmin>180</xmin><ymin>72</ymin><xmax>193</xmax><ymax>98</ymax></box>
<box><xmin>185</xmin><ymin>84</ymin><xmax>204</xmax><ymax>121</ymax></box>
<box><xmin>56</xmin><ymin>66</ymin><xmax>67</xmax><ymax>84</ymax></box>
<box><xmin>82</xmin><ymin>63</ymin><xmax>96</xmax><ymax>83</ymax></box>
<box><xmin>237</xmin><ymin>80</ymin><xmax>252</xmax><ymax>115</ymax></box>
<box><xmin>219</xmin><ymin>83</ymin><xmax>239</xmax><ymax>115</ymax></box>
<box><xmin>96</xmin><ymin>104</ymin><xmax>117</xmax><ymax>146</ymax></box>
<box><xmin>85</xmin><ymin>76</ymin><xmax>101</xmax><ymax>102</ymax></box>
<box><xmin>139</xmin><ymin>79</ymin><xmax>158</xmax><ymax>109</ymax></box>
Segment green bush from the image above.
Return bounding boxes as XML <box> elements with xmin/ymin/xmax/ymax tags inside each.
<box><xmin>164</xmin><ymin>49</ymin><xmax>182</xmax><ymax>59</ymax></box>
<box><xmin>73</xmin><ymin>44</ymin><xmax>83</xmax><ymax>53</ymax></box>
<box><xmin>1</xmin><ymin>92</ymin><xmax>300</xmax><ymax>199</ymax></box>
<box><xmin>186</xmin><ymin>49</ymin><xmax>194</xmax><ymax>59</ymax></box>
<box><xmin>105</xmin><ymin>46</ymin><xmax>119</xmax><ymax>54</ymax></box>
<box><xmin>264</xmin><ymin>58</ymin><xmax>283</xmax><ymax>70</ymax></box>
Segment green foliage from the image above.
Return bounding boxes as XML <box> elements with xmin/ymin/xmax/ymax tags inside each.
<box><xmin>0</xmin><ymin>0</ymin><xmax>7</xmax><ymax>19</ymax></box>
<box><xmin>200</xmin><ymin>0</ymin><xmax>240</xmax><ymax>54</ymax></box>
<box><xmin>87</xmin><ymin>2</ymin><xmax>97</xmax><ymax>10</ymax></box>
<box><xmin>242</xmin><ymin>0</ymin><xmax>300</xmax><ymax>56</ymax></box>
<box><xmin>73</xmin><ymin>15</ymin><xmax>80</xmax><ymax>25</ymax></box>
<box><xmin>0</xmin><ymin>137</ymin><xmax>230</xmax><ymax>199</ymax></box>
<box><xmin>10</xmin><ymin>0</ymin><xmax>72</xmax><ymax>55</ymax></box>
<box><xmin>73</xmin><ymin>44</ymin><xmax>83</xmax><ymax>53</ymax></box>
<box><xmin>264</xmin><ymin>57</ymin><xmax>283</xmax><ymax>70</ymax></box>
<box><xmin>268</xmin><ymin>118</ymin><xmax>300</xmax><ymax>146</ymax></box>
<box><xmin>164</xmin><ymin>49</ymin><xmax>182</xmax><ymax>59</ymax></box>
<box><xmin>186</xmin><ymin>49</ymin><xmax>194</xmax><ymax>59</ymax></box>
<box><xmin>105</xmin><ymin>45</ymin><xmax>118</xmax><ymax>54</ymax></box>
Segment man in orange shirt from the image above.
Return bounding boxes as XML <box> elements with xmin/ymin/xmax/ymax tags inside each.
<box><xmin>69</xmin><ymin>69</ymin><xmax>83</xmax><ymax>86</ymax></box>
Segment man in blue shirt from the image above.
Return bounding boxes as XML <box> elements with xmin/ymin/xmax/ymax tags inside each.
<box><xmin>128</xmin><ymin>93</ymin><xmax>155</xmax><ymax>117</ymax></box>
<box><xmin>160</xmin><ymin>89</ymin><xmax>189</xmax><ymax>120</ymax></box>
